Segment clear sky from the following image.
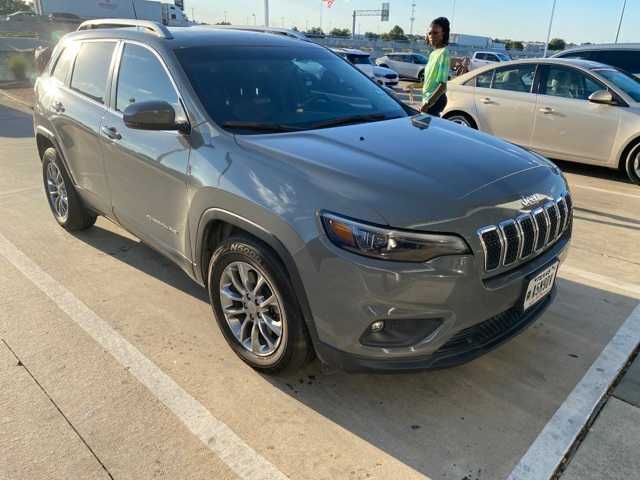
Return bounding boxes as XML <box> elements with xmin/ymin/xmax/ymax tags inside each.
<box><xmin>186</xmin><ymin>0</ymin><xmax>637</xmax><ymax>44</ymax></box>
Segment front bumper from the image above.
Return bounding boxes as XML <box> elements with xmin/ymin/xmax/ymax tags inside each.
<box><xmin>294</xmin><ymin>227</ymin><xmax>571</xmax><ymax>372</ymax></box>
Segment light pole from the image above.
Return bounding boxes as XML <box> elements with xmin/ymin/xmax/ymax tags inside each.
<box><xmin>451</xmin><ymin>0</ymin><xmax>456</xmax><ymax>26</ymax></box>
<box><xmin>616</xmin><ymin>0</ymin><xmax>627</xmax><ymax>43</ymax></box>
<box><xmin>543</xmin><ymin>0</ymin><xmax>558</xmax><ymax>58</ymax></box>
<box><xmin>253</xmin><ymin>13</ymin><xmax>257</xmax><ymax>26</ymax></box>
<box><xmin>265</xmin><ymin>0</ymin><xmax>270</xmax><ymax>26</ymax></box>
<box><xmin>410</xmin><ymin>2</ymin><xmax>416</xmax><ymax>36</ymax></box>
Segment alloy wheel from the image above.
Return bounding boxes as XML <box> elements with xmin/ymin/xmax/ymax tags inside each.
<box><xmin>448</xmin><ymin>115</ymin><xmax>472</xmax><ymax>127</ymax></box>
<box><xmin>46</xmin><ymin>161</ymin><xmax>68</xmax><ymax>221</ymax></box>
<box><xmin>219</xmin><ymin>261</ymin><xmax>284</xmax><ymax>356</ymax></box>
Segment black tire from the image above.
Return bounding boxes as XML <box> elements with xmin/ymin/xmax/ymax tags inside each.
<box><xmin>207</xmin><ymin>235</ymin><xmax>312</xmax><ymax>373</ymax></box>
<box><xmin>444</xmin><ymin>112</ymin><xmax>477</xmax><ymax>129</ymax></box>
<box><xmin>42</xmin><ymin>147</ymin><xmax>97</xmax><ymax>231</ymax></box>
<box><xmin>418</xmin><ymin>70</ymin><xmax>425</xmax><ymax>83</ymax></box>
<box><xmin>624</xmin><ymin>143</ymin><xmax>640</xmax><ymax>185</ymax></box>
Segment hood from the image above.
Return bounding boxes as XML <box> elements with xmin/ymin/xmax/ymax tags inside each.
<box><xmin>355</xmin><ymin>64</ymin><xmax>374</xmax><ymax>77</ymax></box>
<box><xmin>373</xmin><ymin>65</ymin><xmax>397</xmax><ymax>77</ymax></box>
<box><xmin>235</xmin><ymin>116</ymin><xmax>565</xmax><ymax>230</ymax></box>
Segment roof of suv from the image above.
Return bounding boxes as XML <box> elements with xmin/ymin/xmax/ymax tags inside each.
<box><xmin>554</xmin><ymin>43</ymin><xmax>640</xmax><ymax>56</ymax></box>
<box><xmin>62</xmin><ymin>24</ymin><xmax>312</xmax><ymax>50</ymax></box>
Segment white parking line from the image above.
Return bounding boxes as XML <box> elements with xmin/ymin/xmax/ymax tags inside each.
<box><xmin>508</xmin><ymin>303</ymin><xmax>640</xmax><ymax>480</ymax></box>
<box><xmin>561</xmin><ymin>265</ymin><xmax>640</xmax><ymax>297</ymax></box>
<box><xmin>0</xmin><ymin>232</ymin><xmax>288</xmax><ymax>480</ymax></box>
<box><xmin>572</xmin><ymin>184</ymin><xmax>640</xmax><ymax>200</ymax></box>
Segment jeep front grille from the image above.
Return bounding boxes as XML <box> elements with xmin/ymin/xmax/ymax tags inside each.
<box><xmin>478</xmin><ymin>193</ymin><xmax>572</xmax><ymax>272</ymax></box>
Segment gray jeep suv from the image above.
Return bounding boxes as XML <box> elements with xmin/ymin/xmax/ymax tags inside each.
<box><xmin>33</xmin><ymin>20</ymin><xmax>572</xmax><ymax>373</ymax></box>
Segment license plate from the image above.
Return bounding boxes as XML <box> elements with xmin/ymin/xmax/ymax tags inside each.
<box><xmin>523</xmin><ymin>262</ymin><xmax>559</xmax><ymax>311</ymax></box>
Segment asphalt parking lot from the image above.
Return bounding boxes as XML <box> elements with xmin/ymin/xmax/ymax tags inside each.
<box><xmin>1</xmin><ymin>99</ymin><xmax>639</xmax><ymax>480</ymax></box>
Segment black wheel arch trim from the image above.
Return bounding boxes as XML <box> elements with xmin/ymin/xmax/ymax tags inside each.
<box><xmin>193</xmin><ymin>208</ymin><xmax>323</xmax><ymax>357</ymax></box>
<box><xmin>35</xmin><ymin>125</ymin><xmax>78</xmax><ymax>185</ymax></box>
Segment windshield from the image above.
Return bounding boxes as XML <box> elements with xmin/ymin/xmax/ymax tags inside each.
<box><xmin>175</xmin><ymin>45</ymin><xmax>407</xmax><ymax>133</ymax></box>
<box><xmin>413</xmin><ymin>54</ymin><xmax>428</xmax><ymax>64</ymax></box>
<box><xmin>594</xmin><ymin>68</ymin><xmax>640</xmax><ymax>102</ymax></box>
<box><xmin>347</xmin><ymin>54</ymin><xmax>372</xmax><ymax>65</ymax></box>
<box><xmin>497</xmin><ymin>53</ymin><xmax>512</xmax><ymax>61</ymax></box>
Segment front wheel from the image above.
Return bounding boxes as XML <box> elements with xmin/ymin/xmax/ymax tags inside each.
<box><xmin>444</xmin><ymin>113</ymin><xmax>476</xmax><ymax>129</ymax></box>
<box><xmin>624</xmin><ymin>144</ymin><xmax>640</xmax><ymax>185</ymax></box>
<box><xmin>42</xmin><ymin>147</ymin><xmax>96</xmax><ymax>231</ymax></box>
<box><xmin>208</xmin><ymin>236</ymin><xmax>312</xmax><ymax>373</ymax></box>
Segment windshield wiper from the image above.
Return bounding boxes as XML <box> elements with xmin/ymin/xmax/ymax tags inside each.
<box><xmin>221</xmin><ymin>121</ymin><xmax>303</xmax><ymax>133</ymax></box>
<box><xmin>307</xmin><ymin>113</ymin><xmax>394</xmax><ymax>129</ymax></box>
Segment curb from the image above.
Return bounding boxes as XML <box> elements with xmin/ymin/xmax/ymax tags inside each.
<box><xmin>0</xmin><ymin>88</ymin><xmax>34</xmax><ymax>114</ymax></box>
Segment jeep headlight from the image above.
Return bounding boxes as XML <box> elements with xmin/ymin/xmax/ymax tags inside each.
<box><xmin>321</xmin><ymin>213</ymin><xmax>471</xmax><ymax>262</ymax></box>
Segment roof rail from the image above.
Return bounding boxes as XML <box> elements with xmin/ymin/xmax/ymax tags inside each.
<box><xmin>77</xmin><ymin>19</ymin><xmax>173</xmax><ymax>40</ymax></box>
<box><xmin>213</xmin><ymin>25</ymin><xmax>309</xmax><ymax>41</ymax></box>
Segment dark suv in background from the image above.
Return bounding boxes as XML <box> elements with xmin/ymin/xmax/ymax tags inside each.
<box><xmin>33</xmin><ymin>20</ymin><xmax>572</xmax><ymax>373</ymax></box>
<box><xmin>553</xmin><ymin>44</ymin><xmax>640</xmax><ymax>77</ymax></box>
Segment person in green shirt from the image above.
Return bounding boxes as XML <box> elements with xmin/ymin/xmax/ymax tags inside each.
<box><xmin>421</xmin><ymin>17</ymin><xmax>451</xmax><ymax>116</ymax></box>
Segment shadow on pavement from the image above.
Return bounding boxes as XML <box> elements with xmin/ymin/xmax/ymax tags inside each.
<box><xmin>553</xmin><ymin>159</ymin><xmax>631</xmax><ymax>185</ymax></box>
<box><xmin>72</xmin><ymin>224</ymin><xmax>210</xmax><ymax>303</ymax></box>
<box><xmin>0</xmin><ymin>103</ymin><xmax>33</xmax><ymax>139</ymax></box>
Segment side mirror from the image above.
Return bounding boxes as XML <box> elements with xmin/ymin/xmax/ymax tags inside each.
<box><xmin>588</xmin><ymin>90</ymin><xmax>617</xmax><ymax>106</ymax></box>
<box><xmin>123</xmin><ymin>100</ymin><xmax>180</xmax><ymax>131</ymax></box>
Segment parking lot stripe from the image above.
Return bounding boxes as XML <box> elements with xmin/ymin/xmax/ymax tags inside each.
<box><xmin>561</xmin><ymin>266</ymin><xmax>640</xmax><ymax>297</ymax></box>
<box><xmin>507</xmin><ymin>303</ymin><xmax>640</xmax><ymax>480</ymax></box>
<box><xmin>572</xmin><ymin>184</ymin><xmax>640</xmax><ymax>200</ymax></box>
<box><xmin>0</xmin><ymin>232</ymin><xmax>289</xmax><ymax>480</ymax></box>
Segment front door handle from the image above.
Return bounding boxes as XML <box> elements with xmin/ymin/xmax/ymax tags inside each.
<box><xmin>101</xmin><ymin>126</ymin><xmax>122</xmax><ymax>140</ymax></box>
<box><xmin>51</xmin><ymin>101</ymin><xmax>65</xmax><ymax>113</ymax></box>
<box><xmin>539</xmin><ymin>107</ymin><xmax>555</xmax><ymax>115</ymax></box>
<box><xmin>481</xmin><ymin>97</ymin><xmax>493</xmax><ymax>104</ymax></box>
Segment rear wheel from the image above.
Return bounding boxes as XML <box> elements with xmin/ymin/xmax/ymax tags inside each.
<box><xmin>42</xmin><ymin>147</ymin><xmax>96</xmax><ymax>231</ymax></box>
<box><xmin>444</xmin><ymin>112</ymin><xmax>477</xmax><ymax>129</ymax></box>
<box><xmin>208</xmin><ymin>235</ymin><xmax>312</xmax><ymax>373</ymax></box>
<box><xmin>418</xmin><ymin>70</ymin><xmax>425</xmax><ymax>83</ymax></box>
<box><xmin>624</xmin><ymin>144</ymin><xmax>640</xmax><ymax>185</ymax></box>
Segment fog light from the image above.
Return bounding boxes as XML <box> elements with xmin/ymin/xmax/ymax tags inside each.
<box><xmin>370</xmin><ymin>321</ymin><xmax>385</xmax><ymax>332</ymax></box>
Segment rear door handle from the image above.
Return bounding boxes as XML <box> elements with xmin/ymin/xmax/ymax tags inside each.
<box><xmin>481</xmin><ymin>97</ymin><xmax>493</xmax><ymax>104</ymax></box>
<box><xmin>101</xmin><ymin>126</ymin><xmax>122</xmax><ymax>140</ymax></box>
<box><xmin>51</xmin><ymin>101</ymin><xmax>65</xmax><ymax>113</ymax></box>
<box><xmin>539</xmin><ymin>107</ymin><xmax>555</xmax><ymax>115</ymax></box>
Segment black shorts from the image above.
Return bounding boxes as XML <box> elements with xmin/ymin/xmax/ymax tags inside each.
<box><xmin>427</xmin><ymin>94</ymin><xmax>448</xmax><ymax>117</ymax></box>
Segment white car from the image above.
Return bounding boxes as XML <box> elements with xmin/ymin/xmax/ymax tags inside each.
<box><xmin>443</xmin><ymin>58</ymin><xmax>640</xmax><ymax>185</ymax></box>
<box><xmin>469</xmin><ymin>51</ymin><xmax>512</xmax><ymax>71</ymax></box>
<box><xmin>332</xmin><ymin>49</ymin><xmax>399</xmax><ymax>87</ymax></box>
<box><xmin>376</xmin><ymin>53</ymin><xmax>428</xmax><ymax>81</ymax></box>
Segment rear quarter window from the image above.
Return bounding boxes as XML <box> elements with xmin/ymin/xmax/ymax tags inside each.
<box><xmin>70</xmin><ymin>41</ymin><xmax>117</xmax><ymax>104</ymax></box>
<box><xmin>51</xmin><ymin>46</ymin><xmax>77</xmax><ymax>84</ymax></box>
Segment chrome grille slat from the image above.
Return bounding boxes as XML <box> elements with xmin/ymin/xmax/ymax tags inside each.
<box><xmin>477</xmin><ymin>194</ymin><xmax>571</xmax><ymax>273</ymax></box>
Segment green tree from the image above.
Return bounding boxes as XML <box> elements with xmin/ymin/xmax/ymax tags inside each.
<box><xmin>306</xmin><ymin>27</ymin><xmax>324</xmax><ymax>36</ymax></box>
<box><xmin>365</xmin><ymin>32</ymin><xmax>379</xmax><ymax>40</ymax></box>
<box><xmin>548</xmin><ymin>38</ymin><xmax>566</xmax><ymax>51</ymax></box>
<box><xmin>506</xmin><ymin>40</ymin><xmax>524</xmax><ymax>51</ymax></box>
<box><xmin>0</xmin><ymin>0</ymin><xmax>30</xmax><ymax>15</ymax></box>
<box><xmin>329</xmin><ymin>27</ymin><xmax>350</xmax><ymax>38</ymax></box>
<box><xmin>387</xmin><ymin>25</ymin><xmax>406</xmax><ymax>41</ymax></box>
<box><xmin>215</xmin><ymin>21</ymin><xmax>231</xmax><ymax>25</ymax></box>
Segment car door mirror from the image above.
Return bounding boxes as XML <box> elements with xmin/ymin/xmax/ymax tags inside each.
<box><xmin>588</xmin><ymin>90</ymin><xmax>616</xmax><ymax>105</ymax></box>
<box><xmin>123</xmin><ymin>100</ymin><xmax>179</xmax><ymax>131</ymax></box>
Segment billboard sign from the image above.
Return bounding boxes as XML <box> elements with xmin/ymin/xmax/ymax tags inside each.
<box><xmin>381</xmin><ymin>2</ymin><xmax>390</xmax><ymax>21</ymax></box>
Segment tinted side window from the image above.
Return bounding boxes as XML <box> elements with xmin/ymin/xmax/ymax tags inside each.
<box><xmin>542</xmin><ymin>67</ymin><xmax>602</xmax><ymax>100</ymax></box>
<box><xmin>476</xmin><ymin>53</ymin><xmax>487</xmax><ymax>61</ymax></box>
<box><xmin>476</xmin><ymin>70</ymin><xmax>494</xmax><ymax>88</ymax></box>
<box><xmin>70</xmin><ymin>42</ymin><xmax>116</xmax><ymax>103</ymax></box>
<box><xmin>559</xmin><ymin>51</ymin><xmax>592</xmax><ymax>60</ymax></box>
<box><xmin>487</xmin><ymin>54</ymin><xmax>499</xmax><ymax>62</ymax></box>
<box><xmin>493</xmin><ymin>65</ymin><xmax>536</xmax><ymax>93</ymax></box>
<box><xmin>116</xmin><ymin>43</ymin><xmax>181</xmax><ymax>114</ymax></box>
<box><xmin>52</xmin><ymin>45</ymin><xmax>77</xmax><ymax>83</ymax></box>
<box><xmin>591</xmin><ymin>50</ymin><xmax>640</xmax><ymax>74</ymax></box>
